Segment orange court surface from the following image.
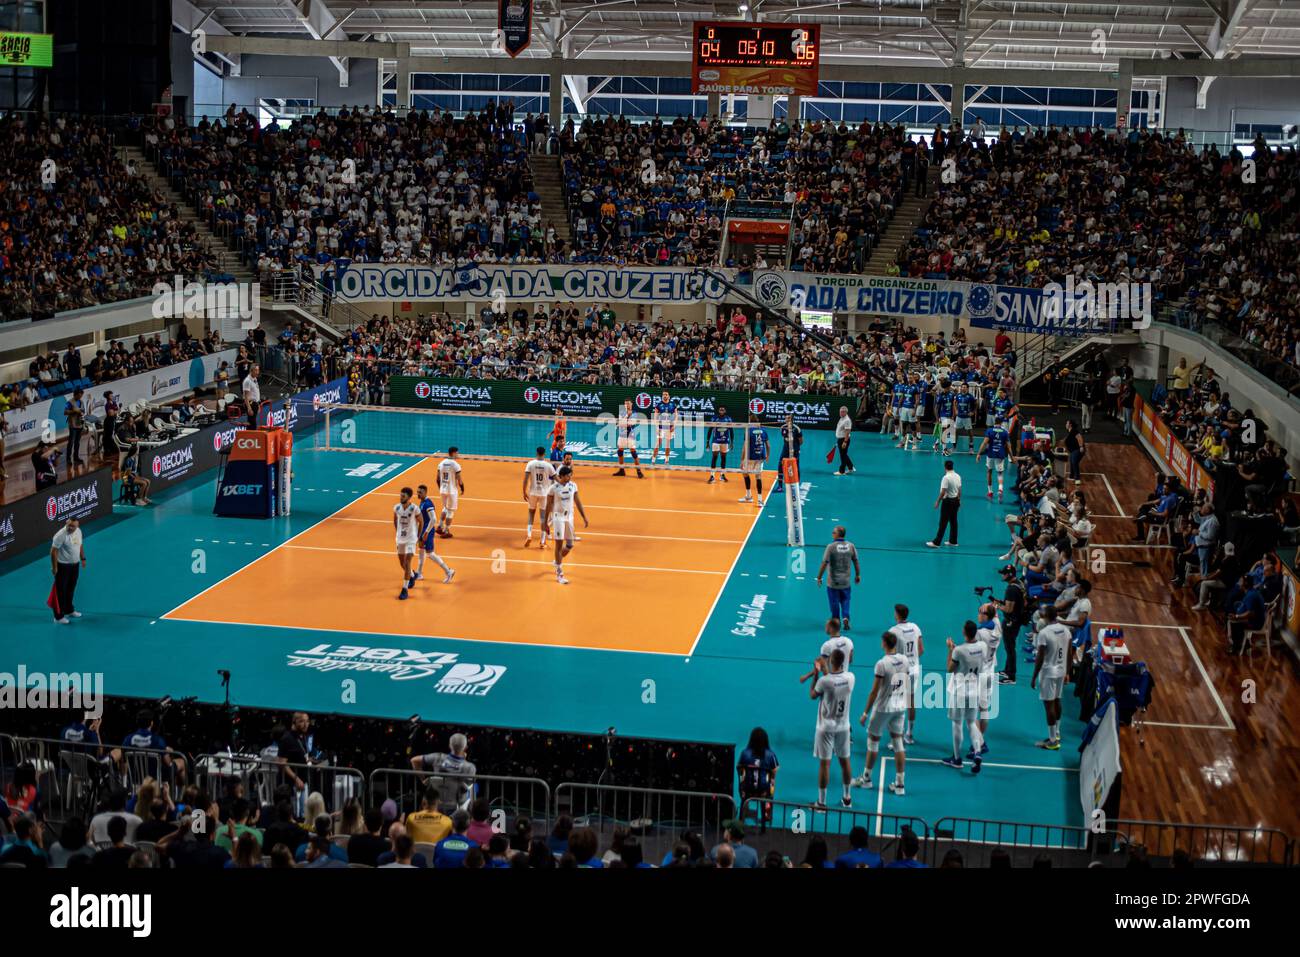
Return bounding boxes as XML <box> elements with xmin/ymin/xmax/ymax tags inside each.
<box><xmin>164</xmin><ymin>458</ymin><xmax>776</xmax><ymax>655</ymax></box>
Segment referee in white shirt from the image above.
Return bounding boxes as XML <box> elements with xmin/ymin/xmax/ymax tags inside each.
<box><xmin>242</xmin><ymin>364</ymin><xmax>262</xmax><ymax>426</ymax></box>
<box><xmin>928</xmin><ymin>459</ymin><xmax>962</xmax><ymax>548</ymax></box>
<box><xmin>834</xmin><ymin>406</ymin><xmax>855</xmax><ymax>475</ymax></box>
<box><xmin>50</xmin><ymin>518</ymin><xmax>86</xmax><ymax>624</ymax></box>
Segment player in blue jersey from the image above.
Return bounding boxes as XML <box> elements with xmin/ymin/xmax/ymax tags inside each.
<box><xmin>738</xmin><ymin>416</ymin><xmax>769</xmax><ymax>506</ymax></box>
<box><xmin>975</xmin><ymin>418</ymin><xmax>1012</xmax><ymax>501</ymax></box>
<box><xmin>414</xmin><ymin>484</ymin><xmax>455</xmax><ymax>584</ymax></box>
<box><xmin>707</xmin><ymin>405</ymin><xmax>733</xmax><ymax>484</ymax></box>
<box><xmin>898</xmin><ymin>372</ymin><xmax>923</xmax><ymax>451</ymax></box>
<box><xmin>933</xmin><ymin>381</ymin><xmax>956</xmax><ymax>456</ymax></box>
<box><xmin>772</xmin><ymin>414</ymin><xmax>803</xmax><ymax>493</ymax></box>
<box><xmin>650</xmin><ymin>390</ymin><xmax>679</xmax><ymax>465</ymax></box>
<box><xmin>886</xmin><ymin>375</ymin><xmax>907</xmax><ymax>441</ymax></box>
<box><xmin>953</xmin><ymin>382</ymin><xmax>977</xmax><ymax>452</ymax></box>
<box><xmin>614</xmin><ymin>398</ymin><xmax>645</xmax><ymax>478</ymax></box>
<box><xmin>548</xmin><ymin>436</ymin><xmax>566</xmax><ymax>463</ymax></box>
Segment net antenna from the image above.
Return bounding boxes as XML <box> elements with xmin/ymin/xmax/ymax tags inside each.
<box><xmin>694</xmin><ymin>267</ymin><xmax>898</xmax><ymax>395</ymax></box>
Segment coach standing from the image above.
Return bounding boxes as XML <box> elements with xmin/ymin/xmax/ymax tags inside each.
<box><xmin>242</xmin><ymin>363</ymin><xmax>261</xmax><ymax>426</ymax></box>
<box><xmin>816</xmin><ymin>525</ymin><xmax>861</xmax><ymax>631</ymax></box>
<box><xmin>928</xmin><ymin>460</ymin><xmax>962</xmax><ymax>548</ymax></box>
<box><xmin>834</xmin><ymin>406</ymin><xmax>855</xmax><ymax>475</ymax></box>
<box><xmin>50</xmin><ymin>517</ymin><xmax>86</xmax><ymax>625</ymax></box>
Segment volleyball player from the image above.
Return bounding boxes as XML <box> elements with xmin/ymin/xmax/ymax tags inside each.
<box><xmin>393</xmin><ymin>487</ymin><xmax>420</xmax><ymax>600</ymax></box>
<box><xmin>853</xmin><ymin>629</ymin><xmax>910</xmax><ymax>795</ymax></box>
<box><xmin>437</xmin><ymin>447</ymin><xmax>464</xmax><ymax>537</ymax></box>
<box><xmin>548</xmin><ymin>435</ymin><xmax>566</xmax><ymax>463</ymax></box>
<box><xmin>933</xmin><ymin>380</ymin><xmax>956</xmax><ymax>455</ymax></box>
<box><xmin>973</xmin><ymin>602</ymin><xmax>1002</xmax><ymax>756</ymax></box>
<box><xmin>548</xmin><ymin>408</ymin><xmax>568</xmax><ymax>459</ymax></box>
<box><xmin>890</xmin><ymin>604</ymin><xmax>923</xmax><ymax>747</ymax></box>
<box><xmin>547</xmin><ymin>465</ymin><xmax>588</xmax><ymax>585</ymax></box>
<box><xmin>799</xmin><ymin>618</ymin><xmax>854</xmax><ymax>684</ymax></box>
<box><xmin>810</xmin><ymin>647</ymin><xmax>855</xmax><ymax>810</ymax></box>
<box><xmin>772</xmin><ymin>414</ymin><xmax>802</xmax><ymax>493</ymax></box>
<box><xmin>650</xmin><ymin>390</ymin><xmax>679</xmax><ymax>465</ymax></box>
<box><xmin>884</xmin><ymin>373</ymin><xmax>905</xmax><ymax>439</ymax></box>
<box><xmin>522</xmin><ymin>446</ymin><xmax>556</xmax><ymax>547</ymax></box>
<box><xmin>706</xmin><ymin>405</ymin><xmax>733</xmax><ymax>484</ymax></box>
<box><xmin>414</xmin><ymin>484</ymin><xmax>455</xmax><ymax>584</ymax></box>
<box><xmin>737</xmin><ymin>416</ymin><xmax>768</xmax><ymax>506</ymax></box>
<box><xmin>954</xmin><ymin>382</ymin><xmax>977</xmax><ymax>452</ymax></box>
<box><xmin>975</xmin><ymin>417</ymin><xmax>1011</xmax><ymax>501</ymax></box>
<box><xmin>1031</xmin><ymin>605</ymin><xmax>1071</xmax><ymax>751</ymax></box>
<box><xmin>614</xmin><ymin>399</ymin><xmax>645</xmax><ymax>478</ymax></box>
<box><xmin>941</xmin><ymin>621</ymin><xmax>988</xmax><ymax>774</ymax></box>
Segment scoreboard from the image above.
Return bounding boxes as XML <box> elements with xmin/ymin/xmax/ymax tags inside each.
<box><xmin>692</xmin><ymin>21</ymin><xmax>820</xmax><ymax>96</ymax></box>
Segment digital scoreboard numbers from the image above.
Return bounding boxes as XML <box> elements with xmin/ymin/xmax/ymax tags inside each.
<box><xmin>692</xmin><ymin>22</ymin><xmax>820</xmax><ymax>96</ymax></box>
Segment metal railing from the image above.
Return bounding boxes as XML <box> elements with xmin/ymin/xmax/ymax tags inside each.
<box><xmin>554</xmin><ymin>782</ymin><xmax>735</xmax><ymax>866</ymax></box>
<box><xmin>192</xmin><ymin>753</ymin><xmax>364</xmax><ymax>819</ymax></box>
<box><xmin>929</xmin><ymin>816</ymin><xmax>1094</xmax><ymax>868</ymax></box>
<box><xmin>367</xmin><ymin>767</ymin><xmax>552</xmax><ymax>834</ymax></box>
<box><xmin>1102</xmin><ymin>820</ymin><xmax>1295</xmax><ymax>867</ymax></box>
<box><xmin>740</xmin><ymin>798</ymin><xmax>927</xmax><ymax>865</ymax></box>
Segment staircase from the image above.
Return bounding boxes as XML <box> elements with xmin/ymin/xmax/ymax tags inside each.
<box><xmin>530</xmin><ymin>153</ymin><xmax>572</xmax><ymax>251</ymax></box>
<box><xmin>120</xmin><ymin>145</ymin><xmax>259</xmax><ymax>290</ymax></box>
<box><xmin>865</xmin><ymin>166</ymin><xmax>939</xmax><ymax>274</ymax></box>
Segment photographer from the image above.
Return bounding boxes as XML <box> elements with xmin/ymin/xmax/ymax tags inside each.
<box><xmin>988</xmin><ymin>565</ymin><xmax>1026</xmax><ymax>684</ymax></box>
<box><xmin>31</xmin><ymin>440</ymin><xmax>59</xmax><ymax>490</ymax></box>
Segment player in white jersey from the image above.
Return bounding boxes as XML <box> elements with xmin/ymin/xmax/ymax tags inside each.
<box><xmin>413</xmin><ymin>483</ymin><xmax>455</xmax><ymax>585</ymax></box>
<box><xmin>941</xmin><ymin>620</ymin><xmax>988</xmax><ymax>774</ymax></box>
<box><xmin>853</xmin><ymin>630</ymin><xmax>910</xmax><ymax>795</ymax></box>
<box><xmin>436</xmin><ymin>447</ymin><xmax>464</xmax><ymax>537</ymax></box>
<box><xmin>392</xmin><ymin>487</ymin><xmax>420</xmax><ymax>600</ymax></box>
<box><xmin>547</xmin><ymin>465</ymin><xmax>588</xmax><ymax>584</ymax></box>
<box><xmin>1031</xmin><ymin>605</ymin><xmax>1072</xmax><ymax>750</ymax></box>
<box><xmin>522</xmin><ymin>446</ymin><xmax>556</xmax><ymax>548</ymax></box>
<box><xmin>973</xmin><ymin>603</ymin><xmax>1002</xmax><ymax>757</ymax></box>
<box><xmin>890</xmin><ymin>603</ymin><xmax>924</xmax><ymax>746</ymax></box>
<box><xmin>613</xmin><ymin>399</ymin><xmax>645</xmax><ymax>479</ymax></box>
<box><xmin>810</xmin><ymin>647</ymin><xmax>855</xmax><ymax>809</ymax></box>
<box><xmin>799</xmin><ymin>618</ymin><xmax>853</xmax><ymax>684</ymax></box>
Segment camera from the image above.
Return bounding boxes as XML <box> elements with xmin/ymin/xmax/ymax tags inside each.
<box><xmin>973</xmin><ymin>585</ymin><xmax>994</xmax><ymax>597</ymax></box>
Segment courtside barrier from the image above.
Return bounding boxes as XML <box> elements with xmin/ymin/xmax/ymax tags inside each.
<box><xmin>740</xmin><ymin>798</ymin><xmax>928</xmax><ymax>864</ymax></box>
<box><xmin>368</xmin><ymin>768</ymin><xmax>552</xmax><ymax>833</ymax></box>
<box><xmin>554</xmin><ymin>782</ymin><xmax>735</xmax><ymax>865</ymax></box>
<box><xmin>0</xmin><ymin>466</ymin><xmax>114</xmax><ymax>564</ymax></box>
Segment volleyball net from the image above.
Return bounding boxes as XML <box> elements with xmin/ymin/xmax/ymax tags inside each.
<box><xmin>311</xmin><ymin>403</ymin><xmax>791</xmax><ymax>473</ymax></box>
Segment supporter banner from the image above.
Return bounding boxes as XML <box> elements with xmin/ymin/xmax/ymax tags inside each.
<box><xmin>0</xmin><ymin>467</ymin><xmax>113</xmax><ymax>564</ymax></box>
<box><xmin>136</xmin><ymin>421</ymin><xmax>237</xmax><ymax>497</ymax></box>
<box><xmin>497</xmin><ymin>0</ymin><xmax>532</xmax><ymax>58</ymax></box>
<box><xmin>1132</xmin><ymin>395</ymin><xmax>1215</xmax><ymax>494</ymax></box>
<box><xmin>752</xmin><ymin>272</ymin><xmax>967</xmax><ymax>319</ymax></box>
<box><xmin>388</xmin><ymin>376</ymin><xmax>855</xmax><ymax>429</ymax></box>
<box><xmin>1079</xmin><ymin>697</ymin><xmax>1121</xmax><ymax>821</ymax></box>
<box><xmin>334</xmin><ymin>264</ymin><xmax>728</xmax><ymax>305</ymax></box>
<box><xmin>966</xmin><ymin>283</ymin><xmax>1122</xmax><ymax>337</ymax></box>
<box><xmin>2</xmin><ymin>349</ymin><xmax>239</xmax><ymax>452</ymax></box>
<box><xmin>257</xmin><ymin>377</ymin><xmax>349</xmax><ymax>433</ymax></box>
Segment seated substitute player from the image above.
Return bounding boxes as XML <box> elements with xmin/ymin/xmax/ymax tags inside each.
<box><xmin>707</xmin><ymin>405</ymin><xmax>733</xmax><ymax>484</ymax></box>
<box><xmin>737</xmin><ymin>415</ymin><xmax>769</xmax><ymax>506</ymax></box>
<box><xmin>548</xmin><ymin>465</ymin><xmax>589</xmax><ymax>585</ymax></box>
<box><xmin>614</xmin><ymin>399</ymin><xmax>645</xmax><ymax>478</ymax></box>
<box><xmin>522</xmin><ymin>446</ymin><xmax>557</xmax><ymax>548</ymax></box>
<box><xmin>853</xmin><ymin>629</ymin><xmax>910</xmax><ymax>796</ymax></box>
<box><xmin>393</xmin><ymin>487</ymin><xmax>420</xmax><ymax>600</ymax></box>
<box><xmin>810</xmin><ymin>647</ymin><xmax>855</xmax><ymax>810</ymax></box>
<box><xmin>772</xmin><ymin>414</ymin><xmax>802</xmax><ymax>493</ymax></box>
<box><xmin>414</xmin><ymin>484</ymin><xmax>455</xmax><ymax>584</ymax></box>
<box><xmin>940</xmin><ymin>620</ymin><xmax>988</xmax><ymax>774</ymax></box>
<box><xmin>650</xmin><ymin>390</ymin><xmax>679</xmax><ymax>466</ymax></box>
<box><xmin>437</xmin><ymin>447</ymin><xmax>464</xmax><ymax>537</ymax></box>
<box><xmin>975</xmin><ymin>418</ymin><xmax>1012</xmax><ymax>501</ymax></box>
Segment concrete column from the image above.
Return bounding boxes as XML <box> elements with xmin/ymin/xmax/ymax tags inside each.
<box><xmin>749</xmin><ymin>94</ymin><xmax>774</xmax><ymax>124</ymax></box>
<box><xmin>395</xmin><ymin>58</ymin><xmax>411</xmax><ymax>111</ymax></box>
<box><xmin>707</xmin><ymin>91</ymin><xmax>721</xmax><ymax>117</ymax></box>
<box><xmin>787</xmin><ymin>94</ymin><xmax>801</xmax><ymax>120</ymax></box>
<box><xmin>1116</xmin><ymin>59</ymin><xmax>1134</xmax><ymax>131</ymax></box>
<box><xmin>950</xmin><ymin>68</ymin><xmax>966</xmax><ymax>129</ymax></box>
<box><xmin>548</xmin><ymin>61</ymin><xmax>563</xmax><ymax>131</ymax></box>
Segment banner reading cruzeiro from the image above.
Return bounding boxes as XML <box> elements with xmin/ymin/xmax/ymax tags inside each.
<box><xmin>335</xmin><ymin>263</ymin><xmax>729</xmax><ymax>305</ymax></box>
<box><xmin>752</xmin><ymin>271</ymin><xmax>968</xmax><ymax>319</ymax></box>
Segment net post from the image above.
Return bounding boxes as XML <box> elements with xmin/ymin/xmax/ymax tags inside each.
<box><xmin>324</xmin><ymin>406</ymin><xmax>331</xmax><ymax>450</ymax></box>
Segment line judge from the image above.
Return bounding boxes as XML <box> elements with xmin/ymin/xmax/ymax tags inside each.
<box><xmin>50</xmin><ymin>517</ymin><xmax>86</xmax><ymax>624</ymax></box>
<box><xmin>928</xmin><ymin>459</ymin><xmax>962</xmax><ymax>548</ymax></box>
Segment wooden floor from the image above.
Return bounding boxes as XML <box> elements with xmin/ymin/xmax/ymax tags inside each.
<box><xmin>1</xmin><ymin>444</ymin><xmax>116</xmax><ymax>505</ymax></box>
<box><xmin>1078</xmin><ymin>441</ymin><xmax>1300</xmax><ymax>847</ymax></box>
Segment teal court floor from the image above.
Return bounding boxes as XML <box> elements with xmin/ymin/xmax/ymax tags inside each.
<box><xmin>0</xmin><ymin>414</ymin><xmax>1086</xmax><ymax>833</ymax></box>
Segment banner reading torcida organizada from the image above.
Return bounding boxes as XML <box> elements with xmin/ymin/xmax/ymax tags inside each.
<box><xmin>387</xmin><ymin>376</ymin><xmax>859</xmax><ymax>430</ymax></box>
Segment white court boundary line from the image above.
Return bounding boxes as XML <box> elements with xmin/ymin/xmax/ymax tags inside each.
<box><xmin>327</xmin><ymin>516</ymin><xmax>747</xmax><ymax>545</ymax></box>
<box><xmin>686</xmin><ymin>485</ymin><xmax>768</xmax><ymax>660</ymax></box>
<box><xmin>361</xmin><ymin>489</ymin><xmax>761</xmax><ymax>518</ymax></box>
<box><xmin>281</xmin><ymin>543</ymin><xmax>728</xmax><ymax>576</ymax></box>
<box><xmin>1083</xmin><ymin>471</ymin><xmax>1127</xmax><ymax>517</ymax></box>
<box><xmin>159</xmin><ymin>458</ymin><xmax>429</xmax><ymax>621</ymax></box>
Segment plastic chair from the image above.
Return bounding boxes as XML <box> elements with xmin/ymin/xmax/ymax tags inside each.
<box><xmin>1240</xmin><ymin>598</ymin><xmax>1280</xmax><ymax>658</ymax></box>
